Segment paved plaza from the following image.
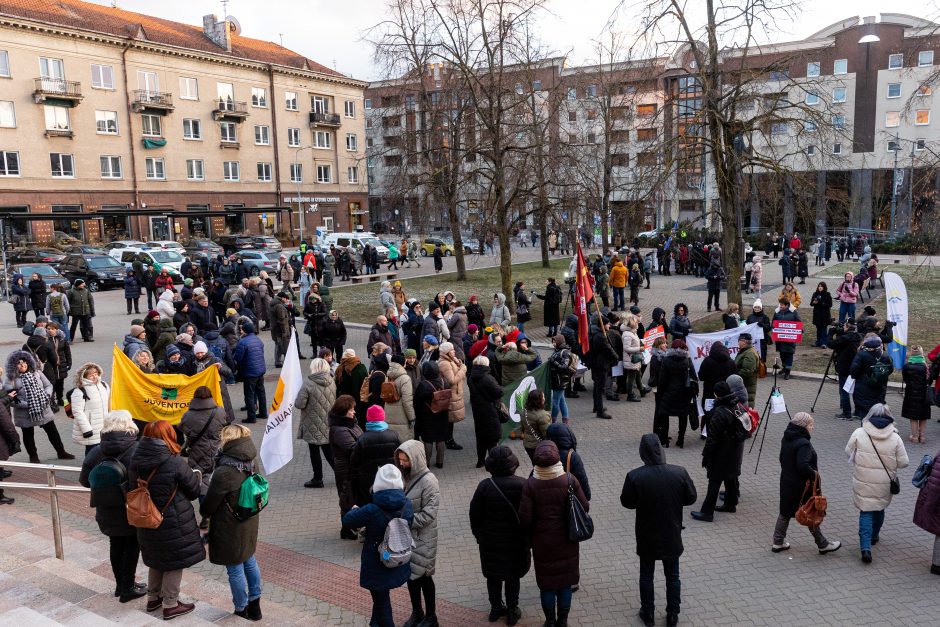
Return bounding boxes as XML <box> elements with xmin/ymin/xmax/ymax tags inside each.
<box><xmin>0</xmin><ymin>250</ymin><xmax>938</xmax><ymax>626</ymax></box>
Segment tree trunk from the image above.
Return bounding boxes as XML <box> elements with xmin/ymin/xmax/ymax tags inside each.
<box><xmin>447</xmin><ymin>197</ymin><xmax>467</xmax><ymax>280</ymax></box>
<box><xmin>540</xmin><ymin>210</ymin><xmax>549</xmax><ymax>266</ymax></box>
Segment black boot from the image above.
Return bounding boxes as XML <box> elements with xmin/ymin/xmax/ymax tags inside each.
<box><xmin>542</xmin><ymin>605</ymin><xmax>557</xmax><ymax>627</ymax></box>
<box><xmin>401</xmin><ymin>611</ymin><xmax>425</xmax><ymax>627</ymax></box>
<box><xmin>445</xmin><ymin>439</ymin><xmax>463</xmax><ymax>451</ymax></box>
<box><xmin>488</xmin><ymin>604</ymin><xmax>507</xmax><ymax>622</ymax></box>
<box><xmin>556</xmin><ymin>607</ymin><xmax>570</xmax><ymax>627</ymax></box>
<box><xmin>245</xmin><ymin>597</ymin><xmax>262</xmax><ymax>621</ymax></box>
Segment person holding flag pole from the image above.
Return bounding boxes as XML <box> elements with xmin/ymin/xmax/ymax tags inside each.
<box><xmin>576</xmin><ymin>244</ymin><xmax>617</xmax><ymax>420</ymax></box>
<box><xmin>260</xmin><ymin>331</ymin><xmax>304</xmax><ymax>475</ymax></box>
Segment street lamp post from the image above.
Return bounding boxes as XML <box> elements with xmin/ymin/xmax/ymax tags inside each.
<box><xmin>294</xmin><ymin>146</ymin><xmax>314</xmax><ymax>245</ymax></box>
<box><xmin>890</xmin><ymin>132</ymin><xmax>899</xmax><ymax>239</ymax></box>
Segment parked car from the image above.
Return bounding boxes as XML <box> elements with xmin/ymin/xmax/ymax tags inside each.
<box><xmin>420</xmin><ymin>237</ymin><xmax>458</xmax><ymax>257</ymax></box>
<box><xmin>636</xmin><ymin>229</ymin><xmax>659</xmax><ymax>239</ymax></box>
<box><xmin>229</xmin><ymin>250</ymin><xmax>277</xmax><ymax>276</ymax></box>
<box><xmin>58</xmin><ymin>254</ymin><xmax>127</xmax><ymax>292</ymax></box>
<box><xmin>321</xmin><ymin>232</ymin><xmax>389</xmax><ymax>263</ymax></box>
<box><xmin>217</xmin><ymin>235</ymin><xmax>255</xmax><ymax>256</ymax></box>
<box><xmin>104</xmin><ymin>240</ymin><xmax>150</xmax><ymax>260</ymax></box>
<box><xmin>63</xmin><ymin>245</ymin><xmax>107</xmax><ymax>255</ymax></box>
<box><xmin>3</xmin><ymin>263</ymin><xmax>67</xmax><ymax>293</ymax></box>
<box><xmin>117</xmin><ymin>248</ymin><xmax>185</xmax><ymax>283</ymax></box>
<box><xmin>6</xmin><ymin>247</ymin><xmax>67</xmax><ymax>265</ymax></box>
<box><xmin>184</xmin><ymin>239</ymin><xmax>224</xmax><ymax>261</ymax></box>
<box><xmin>251</xmin><ymin>235</ymin><xmax>282</xmax><ymax>252</ymax></box>
<box><xmin>145</xmin><ymin>240</ymin><xmax>186</xmax><ymax>252</ymax></box>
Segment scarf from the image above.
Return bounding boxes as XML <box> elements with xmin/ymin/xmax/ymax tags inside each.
<box><xmin>908</xmin><ymin>356</ymin><xmax>926</xmax><ymax>365</ymax></box>
<box><xmin>366</xmin><ymin>421</ymin><xmax>389</xmax><ymax>432</ymax></box>
<box><xmin>215</xmin><ymin>451</ymin><xmax>254</xmax><ymax>474</ymax></box>
<box><xmin>533</xmin><ymin>461</ymin><xmax>564</xmax><ymax>480</ymax></box>
<box><xmin>337</xmin><ymin>356</ymin><xmax>361</xmax><ymax>382</ymax></box>
<box><xmin>20</xmin><ymin>371</ymin><xmax>49</xmax><ymax>424</ymax></box>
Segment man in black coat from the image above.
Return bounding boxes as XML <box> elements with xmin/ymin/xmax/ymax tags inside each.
<box><xmin>468</xmin><ymin>357</ymin><xmax>505</xmax><ymax>468</ymax></box>
<box><xmin>692</xmin><ymin>382</ymin><xmax>746</xmax><ymax>522</ymax></box>
<box><xmin>590</xmin><ymin>318</ymin><xmax>618</xmax><ymax>419</ymax></box>
<box><xmin>827</xmin><ymin>320</ymin><xmax>861</xmax><ymax>419</ymax></box>
<box><xmin>849</xmin><ymin>335</ymin><xmax>894</xmax><ymax>418</ymax></box>
<box><xmin>621</xmin><ymin>434</ymin><xmax>697</xmax><ymax>627</ymax></box>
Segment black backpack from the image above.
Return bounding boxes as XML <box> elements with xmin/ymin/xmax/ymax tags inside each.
<box><xmin>867</xmin><ymin>361</ymin><xmax>892</xmax><ymax>387</ymax></box>
<box><xmin>88</xmin><ymin>456</ymin><xmax>129</xmax><ymax>508</ymax></box>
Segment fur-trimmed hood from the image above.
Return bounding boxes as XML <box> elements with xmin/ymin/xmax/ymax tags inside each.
<box><xmin>73</xmin><ymin>362</ymin><xmax>104</xmax><ymax>389</ymax></box>
<box><xmin>5</xmin><ymin>350</ymin><xmax>37</xmax><ymax>379</ymax></box>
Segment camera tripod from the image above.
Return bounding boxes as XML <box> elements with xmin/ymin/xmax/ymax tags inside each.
<box><xmin>750</xmin><ymin>358</ymin><xmax>791</xmax><ymax>474</ymax></box>
<box><xmin>810</xmin><ymin>351</ymin><xmax>838</xmax><ymax>412</ymax></box>
<box><xmin>560</xmin><ymin>280</ymin><xmax>576</xmax><ymax>321</ymax></box>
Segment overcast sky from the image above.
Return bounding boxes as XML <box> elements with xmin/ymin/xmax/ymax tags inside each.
<box><xmin>97</xmin><ymin>0</ymin><xmax>938</xmax><ymax>81</ymax></box>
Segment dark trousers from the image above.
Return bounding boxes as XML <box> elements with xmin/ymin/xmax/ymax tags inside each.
<box><xmin>274</xmin><ymin>335</ymin><xmax>289</xmax><ymax>367</ymax></box>
<box><xmin>838</xmin><ymin>373</ymin><xmax>853</xmax><ymax>416</ymax></box>
<box><xmin>307</xmin><ymin>443</ymin><xmax>335</xmax><ymax>481</ymax></box>
<box><xmin>487</xmin><ymin>577</ymin><xmax>521</xmax><ymax>609</ymax></box>
<box><xmin>146</xmin><ymin>289</ymin><xmax>157</xmax><ymax>310</ymax></box>
<box><xmin>700</xmin><ymin>476</ymin><xmax>738</xmax><ymax>514</ymax></box>
<box><xmin>32</xmin><ymin>305</ymin><xmax>44</xmax><ymax>319</ymax></box>
<box><xmin>22</xmin><ymin>421</ymin><xmax>66</xmax><ymax>458</ymax></box>
<box><xmin>369</xmin><ymin>589</ymin><xmax>394</xmax><ymax>627</ymax></box>
<box><xmin>707</xmin><ymin>288</ymin><xmax>721</xmax><ymax>310</ymax></box>
<box><xmin>476</xmin><ymin>433</ymin><xmax>498</xmax><ymax>466</ymax></box>
<box><xmin>70</xmin><ymin>315</ymin><xmax>93</xmax><ymax>341</ymax></box>
<box><xmin>15</xmin><ymin>310</ymin><xmax>27</xmax><ymax>326</ymax></box>
<box><xmin>591</xmin><ymin>367</ymin><xmax>608</xmax><ymax>413</ymax></box>
<box><xmin>407</xmin><ymin>574</ymin><xmax>436</xmax><ymax>617</ymax></box>
<box><xmin>126</xmin><ymin>297</ymin><xmax>140</xmax><ymax>314</ymax></box>
<box><xmin>653</xmin><ymin>411</ymin><xmax>688</xmax><ymax>445</ymax></box>
<box><xmin>53</xmin><ymin>378</ymin><xmax>65</xmax><ymax>405</ymax></box>
<box><xmin>109</xmin><ymin>534</ymin><xmax>141</xmax><ymax>595</ymax></box>
<box><xmin>639</xmin><ymin>557</ymin><xmax>680</xmax><ymax>616</ymax></box>
<box><xmin>242</xmin><ymin>377</ymin><xmax>266</xmax><ymax>422</ymax></box>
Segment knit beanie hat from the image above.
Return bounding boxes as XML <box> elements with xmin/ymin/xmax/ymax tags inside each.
<box><xmin>193</xmin><ymin>341</ymin><xmax>208</xmax><ymax>354</ymax></box>
<box><xmin>372</xmin><ymin>464</ymin><xmax>404</xmax><ymax>493</ymax></box>
<box><xmin>467</xmin><ymin>324</ymin><xmax>479</xmax><ymax>334</ymax></box>
<box><xmin>439</xmin><ymin>341</ymin><xmax>454</xmax><ymax>355</ymax></box>
<box><xmin>423</xmin><ymin>335</ymin><xmax>439</xmax><ymax>346</ymax></box>
<box><xmin>671</xmin><ymin>339</ymin><xmax>687</xmax><ymax>350</ymax></box>
<box><xmin>790</xmin><ymin>412</ymin><xmax>814</xmax><ymax>429</ymax></box>
<box><xmin>175</xmin><ymin>333</ymin><xmax>193</xmax><ymax>346</ymax></box>
<box><xmin>863</xmin><ymin>336</ymin><xmax>882</xmax><ymax>349</ymax></box>
<box><xmin>166</xmin><ymin>345</ymin><xmax>181</xmax><ymax>357</ymax></box>
<box><xmin>184</xmin><ymin>278</ymin><xmax>194</xmax><ymax>286</ymax></box>
<box><xmin>147</xmin><ymin>310</ymin><xmax>160</xmax><ymax>319</ymax></box>
<box><xmin>226</xmin><ymin>308</ymin><xmax>237</xmax><ymax>317</ymax></box>
<box><xmin>366</xmin><ymin>405</ymin><xmax>386</xmax><ymax>423</ymax></box>
<box><xmin>404</xmin><ymin>348</ymin><xmax>417</xmax><ymax>358</ymax></box>
<box><xmin>130</xmin><ymin>324</ymin><xmax>145</xmax><ymax>337</ymax></box>
<box><xmin>752</xmin><ymin>299</ymin><xmax>763</xmax><ymax>310</ymax></box>
<box><xmin>552</xmin><ymin>334</ymin><xmax>566</xmax><ymax>348</ymax></box>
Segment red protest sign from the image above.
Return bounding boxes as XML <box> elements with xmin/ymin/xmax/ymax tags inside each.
<box><xmin>643</xmin><ymin>325</ymin><xmax>665</xmax><ymax>349</ymax></box>
<box><xmin>771</xmin><ymin>320</ymin><xmax>803</xmax><ymax>343</ymax></box>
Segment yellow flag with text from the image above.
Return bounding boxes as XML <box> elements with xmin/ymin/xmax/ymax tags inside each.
<box><xmin>110</xmin><ymin>345</ymin><xmax>223</xmax><ymax>424</ymax></box>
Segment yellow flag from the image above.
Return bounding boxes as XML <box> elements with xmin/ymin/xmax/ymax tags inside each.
<box><xmin>110</xmin><ymin>345</ymin><xmax>223</xmax><ymax>424</ymax></box>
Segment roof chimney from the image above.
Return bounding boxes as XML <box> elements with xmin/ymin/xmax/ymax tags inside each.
<box><xmin>202</xmin><ymin>14</ymin><xmax>231</xmax><ymax>52</ymax></box>
<box><xmin>862</xmin><ymin>16</ymin><xmax>877</xmax><ymax>25</ymax></box>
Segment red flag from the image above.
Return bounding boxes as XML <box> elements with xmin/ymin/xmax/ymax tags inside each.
<box><xmin>575</xmin><ymin>244</ymin><xmax>594</xmax><ymax>354</ymax></box>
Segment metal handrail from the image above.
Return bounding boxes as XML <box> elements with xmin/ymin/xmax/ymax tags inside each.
<box><xmin>3</xmin><ymin>460</ymin><xmax>87</xmax><ymax>560</ymax></box>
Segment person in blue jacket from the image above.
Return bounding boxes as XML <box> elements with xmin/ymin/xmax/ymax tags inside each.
<box><xmin>233</xmin><ymin>321</ymin><xmax>266</xmax><ymax>424</ymax></box>
<box><xmin>342</xmin><ymin>464</ymin><xmax>414</xmax><ymax>627</ymax></box>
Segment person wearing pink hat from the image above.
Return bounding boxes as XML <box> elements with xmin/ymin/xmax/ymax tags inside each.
<box><xmin>350</xmin><ymin>405</ymin><xmax>401</xmax><ymax>506</ymax></box>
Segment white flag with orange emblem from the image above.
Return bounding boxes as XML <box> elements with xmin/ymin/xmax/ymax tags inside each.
<box><xmin>259</xmin><ymin>332</ymin><xmax>303</xmax><ymax>474</ymax></box>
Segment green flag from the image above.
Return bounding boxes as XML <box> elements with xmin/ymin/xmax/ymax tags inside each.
<box><xmin>500</xmin><ymin>362</ymin><xmax>551</xmax><ymax>441</ymax></box>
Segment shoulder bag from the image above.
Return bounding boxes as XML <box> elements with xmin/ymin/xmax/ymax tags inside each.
<box><xmin>566</xmin><ymin>462</ymin><xmax>594</xmax><ymax>543</ymax></box>
<box><xmin>427</xmin><ymin>381</ymin><xmax>452</xmax><ymax>413</ymax></box>
<box><xmin>867</xmin><ymin>432</ymin><xmax>901</xmax><ymax>495</ymax></box>
<box><xmin>180</xmin><ymin>412</ymin><xmax>215</xmax><ymax>458</ymax></box>
<box><xmin>795</xmin><ymin>471</ymin><xmax>827</xmax><ymax>527</ymax></box>
<box><xmin>126</xmin><ymin>460</ymin><xmax>178</xmax><ymax>529</ymax></box>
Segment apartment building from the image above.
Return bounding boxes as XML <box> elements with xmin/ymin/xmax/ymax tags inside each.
<box><xmin>366</xmin><ymin>13</ymin><xmax>940</xmax><ymax>237</ymax></box>
<box><xmin>0</xmin><ymin>0</ymin><xmax>368</xmax><ymax>244</ymax></box>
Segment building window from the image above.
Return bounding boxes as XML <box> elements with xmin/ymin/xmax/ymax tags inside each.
<box><xmin>287</xmin><ymin>127</ymin><xmax>300</xmax><ymax>147</ymax></box>
<box><xmin>44</xmin><ymin>105</ymin><xmax>70</xmax><ymax>131</ymax></box>
<box><xmin>99</xmin><ymin>155</ymin><xmax>122</xmax><ymax>179</ymax></box>
<box><xmin>567</xmin><ymin>132</ymin><xmax>577</xmax><ymax>143</ymax></box>
<box><xmin>39</xmin><ymin>57</ymin><xmax>64</xmax><ymax>82</ymax></box>
<box><xmin>366</xmin><ymin>137</ymin><xmax>374</xmax><ymax>148</ymax></box>
<box><xmin>533</xmin><ymin>79</ymin><xmax>542</xmax><ymax>91</ymax></box>
<box><xmin>220</xmin><ymin>121</ymin><xmax>237</xmax><ymax>143</ymax></box>
<box><xmin>257</xmin><ymin>162</ymin><xmax>272</xmax><ymax>181</ymax></box>
<box><xmin>186</xmin><ymin>159</ymin><xmax>204</xmax><ymax>181</ymax></box>
<box><xmin>183</xmin><ymin>118</ymin><xmax>201</xmax><ymax>140</ymax></box>
<box><xmin>364</xmin><ymin>98</ymin><xmax>372</xmax><ymax>109</ymax></box>
<box><xmin>915</xmin><ymin>109</ymin><xmax>930</xmax><ymax>125</ymax></box>
<box><xmin>314</xmin><ymin>131</ymin><xmax>332</xmax><ymax>149</ymax></box>
<box><xmin>805</xmin><ymin>145</ymin><xmax>816</xmax><ymax>155</ymax></box>
<box><xmin>145</xmin><ymin>157</ymin><xmax>165</xmax><ymax>180</ymax></box>
<box><xmin>0</xmin><ymin>101</ymin><xmax>14</xmax><ymax>128</ymax></box>
<box><xmin>637</xmin><ymin>103</ymin><xmax>658</xmax><ymax>116</ymax></box>
<box><xmin>833</xmin><ymin>115</ymin><xmax>846</xmax><ymax>129</ymax></box>
<box><xmin>887</xmin><ymin>140</ymin><xmax>899</xmax><ymax>152</ymax></box>
<box><xmin>514</xmin><ymin>83</ymin><xmax>523</xmax><ymax>95</ymax></box>
<box><xmin>90</xmin><ymin>64</ymin><xmax>114</xmax><ymax>89</ymax></box>
<box><xmin>250</xmin><ymin>87</ymin><xmax>267</xmax><ymax>108</ymax></box>
<box><xmin>141</xmin><ymin>114</ymin><xmax>162</xmax><ymax>137</ymax></box>
<box><xmin>50</xmin><ymin>153</ymin><xmax>74</xmax><ymax>177</ymax></box>
<box><xmin>587</xmin><ymin>132</ymin><xmax>596</xmax><ymax>144</ymax></box>
<box><xmin>916</xmin><ymin>138</ymin><xmax>926</xmax><ymax>151</ymax></box>
<box><xmin>285</xmin><ymin>91</ymin><xmax>298</xmax><ymax>111</ymax></box>
<box><xmin>567</xmin><ymin>88</ymin><xmax>577</xmax><ymax>100</ymax></box>
<box><xmin>770</xmin><ymin>122</ymin><xmax>789</xmax><ymax>135</ymax></box>
<box><xmin>347</xmin><ymin>166</ymin><xmax>359</xmax><ymax>183</ymax></box>
<box><xmin>366</xmin><ymin>119</ymin><xmax>373</xmax><ymax>129</ymax></box>
<box><xmin>346</xmin><ymin>133</ymin><xmax>358</xmax><ymax>151</ymax></box>
<box><xmin>804</xmin><ymin>120</ymin><xmax>817</xmax><ymax>132</ymax></box>
<box><xmin>805</xmin><ymin>92</ymin><xmax>819</xmax><ymax>105</ymax></box>
<box><xmin>217</xmin><ymin>82</ymin><xmax>235</xmax><ymax>105</ymax></box>
<box><xmin>0</xmin><ymin>151</ymin><xmax>20</xmax><ymax>176</ymax></box>
<box><xmin>344</xmin><ymin>100</ymin><xmax>356</xmax><ymax>117</ymax></box>
<box><xmin>95</xmin><ymin>110</ymin><xmax>118</xmax><ymax>135</ymax></box>
<box><xmin>568</xmin><ymin>111</ymin><xmax>577</xmax><ymax>122</ymax></box>
<box><xmin>636</xmin><ymin>151</ymin><xmax>658</xmax><ymax>167</ymax></box>
<box><xmin>637</xmin><ymin>128</ymin><xmax>657</xmax><ymax>141</ymax></box>
<box><xmin>179</xmin><ymin>77</ymin><xmax>198</xmax><ymax>100</ymax></box>
<box><xmin>885</xmin><ymin>111</ymin><xmax>900</xmax><ymax>127</ymax></box>
<box><xmin>312</xmin><ymin>95</ymin><xmax>330</xmax><ymax>114</ymax></box>
<box><xmin>290</xmin><ymin>163</ymin><xmax>302</xmax><ymax>183</ymax></box>
<box><xmin>0</xmin><ymin>51</ymin><xmax>9</xmax><ymax>77</ymax></box>
<box><xmin>917</xmin><ymin>85</ymin><xmax>933</xmax><ymax>97</ymax></box>
<box><xmin>888</xmin><ymin>53</ymin><xmax>903</xmax><ymax>69</ymax></box>
<box><xmin>887</xmin><ymin>83</ymin><xmax>901</xmax><ymax>98</ymax></box>
<box><xmin>833</xmin><ymin>143</ymin><xmax>842</xmax><ymax>154</ymax></box>
<box><xmin>834</xmin><ymin>59</ymin><xmax>847</xmax><ymax>75</ymax></box>
<box><xmin>586</xmin><ymin>84</ymin><xmax>597</xmax><ymax>98</ymax></box>
<box><xmin>223</xmin><ymin>161</ymin><xmax>240</xmax><ymax>181</ymax></box>
<box><xmin>254</xmin><ymin>125</ymin><xmax>270</xmax><ymax>145</ymax></box>
<box><xmin>919</xmin><ymin>50</ymin><xmax>934</xmax><ymax>67</ymax></box>
<box><xmin>806</xmin><ymin>62</ymin><xmax>820</xmax><ymax>77</ymax></box>
<box><xmin>832</xmin><ymin>87</ymin><xmax>846</xmax><ymax>103</ymax></box>
<box><xmin>316</xmin><ymin>164</ymin><xmax>331</xmax><ymax>183</ymax></box>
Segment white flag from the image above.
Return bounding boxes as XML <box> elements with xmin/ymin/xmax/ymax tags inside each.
<box><xmin>259</xmin><ymin>332</ymin><xmax>303</xmax><ymax>474</ymax></box>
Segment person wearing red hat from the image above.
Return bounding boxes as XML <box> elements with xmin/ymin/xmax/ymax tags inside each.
<box><xmin>350</xmin><ymin>405</ymin><xmax>401</xmax><ymax>506</ymax></box>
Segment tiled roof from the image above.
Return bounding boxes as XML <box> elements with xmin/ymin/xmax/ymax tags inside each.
<box><xmin>0</xmin><ymin>0</ymin><xmax>347</xmax><ymax>78</ymax></box>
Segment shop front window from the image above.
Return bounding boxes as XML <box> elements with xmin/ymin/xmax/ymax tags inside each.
<box><xmin>224</xmin><ymin>207</ymin><xmax>245</xmax><ymax>234</ymax></box>
<box><xmin>51</xmin><ymin>204</ymin><xmax>83</xmax><ymax>240</ymax></box>
<box><xmin>0</xmin><ymin>205</ymin><xmax>29</xmax><ymax>241</ymax></box>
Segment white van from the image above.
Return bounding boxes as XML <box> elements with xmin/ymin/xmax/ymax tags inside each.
<box><xmin>322</xmin><ymin>232</ymin><xmax>390</xmax><ymax>262</ymax></box>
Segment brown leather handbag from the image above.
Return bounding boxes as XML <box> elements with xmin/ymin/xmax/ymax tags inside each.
<box><xmin>126</xmin><ymin>462</ymin><xmax>177</xmax><ymax>529</ymax></box>
<box><xmin>795</xmin><ymin>471</ymin><xmax>827</xmax><ymax>527</ymax></box>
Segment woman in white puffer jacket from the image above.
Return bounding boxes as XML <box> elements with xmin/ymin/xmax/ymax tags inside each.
<box><xmin>845</xmin><ymin>403</ymin><xmax>909</xmax><ymax>564</ymax></box>
<box><xmin>156</xmin><ymin>289</ymin><xmax>176</xmax><ymax>320</ymax></box>
<box><xmin>70</xmin><ymin>362</ymin><xmax>110</xmax><ymax>453</ymax></box>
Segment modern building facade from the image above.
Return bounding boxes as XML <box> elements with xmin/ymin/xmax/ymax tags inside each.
<box><xmin>0</xmin><ymin>0</ymin><xmax>368</xmax><ymax>244</ymax></box>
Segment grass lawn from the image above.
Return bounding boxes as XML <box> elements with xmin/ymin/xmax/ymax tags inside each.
<box><xmin>329</xmin><ymin>258</ymin><xmax>573</xmax><ymax>324</ymax></box>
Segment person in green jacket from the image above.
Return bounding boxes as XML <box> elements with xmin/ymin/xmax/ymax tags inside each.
<box><xmin>496</xmin><ymin>341</ymin><xmax>537</xmax><ymax>386</ymax></box>
<box><xmin>734</xmin><ymin>332</ymin><xmax>760</xmax><ymax>406</ymax></box>
<box><xmin>387</xmin><ymin>243</ymin><xmax>400</xmax><ymax>271</ymax></box>
<box><xmin>67</xmin><ymin>279</ymin><xmax>95</xmax><ymax>342</ymax></box>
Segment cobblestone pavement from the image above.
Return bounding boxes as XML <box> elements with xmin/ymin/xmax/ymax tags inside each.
<box><xmin>1</xmin><ymin>254</ymin><xmax>938</xmax><ymax>625</ymax></box>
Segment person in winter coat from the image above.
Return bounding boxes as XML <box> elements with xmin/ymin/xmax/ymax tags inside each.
<box><xmin>772</xmin><ymin>299</ymin><xmax>801</xmax><ymax>379</ymax></box>
<box><xmin>668</xmin><ymin>303</ymin><xmax>692</xmax><ymax>341</ymax></box>
<box><xmin>0</xmin><ymin>365</ymin><xmax>16</xmax><ymax>504</ymax></box>
<box><xmin>913</xmin><ymin>444</ymin><xmax>940</xmax><ymax>575</ymax></box>
<box><xmin>385</xmin><ymin>355</ymin><xmax>416</xmax><ymax>441</ymax></box>
<box><xmin>67</xmin><ymin>278</ymin><xmax>96</xmax><ymax>341</ymax></box>
<box><xmin>123</xmin><ymin>269</ymin><xmax>141</xmax><ymax>315</ymax></box>
<box><xmin>521</xmin><ymin>390</ymin><xmax>551</xmax><ymax>462</ymax></box>
<box><xmin>746</xmin><ymin>300</ymin><xmax>773</xmax><ymax>363</ymax></box>
<box><xmin>463</xmin><ymin>295</ymin><xmax>485</xmax><ymax>331</ymax></box>
<box><xmin>546</xmin><ymin>422</ymin><xmax>591</xmax><ymax>501</ymax></box>
<box><xmin>902</xmin><ymin>346</ymin><xmax>932</xmax><ymax>443</ymax></box>
<box><xmin>438</xmin><ymin>342</ymin><xmax>467</xmax><ymax>449</ymax></box>
<box><xmin>295</xmin><ymin>358</ymin><xmax>337</xmax><ymax>488</ymax></box>
<box><xmin>778</xmin><ymin>282</ymin><xmax>802</xmax><ymax>309</ymax></box>
<box><xmin>178</xmin><ymin>386</ymin><xmax>228</xmax><ymax>499</ymax></box>
<box><xmin>320</xmin><ymin>310</ymin><xmax>347</xmax><ymax>358</ymax></box>
<box><xmin>45</xmin><ymin>322</ymin><xmax>71</xmax><ymax>408</ymax></box>
<box><xmin>519</xmin><ymin>440</ymin><xmax>589</xmax><ymax>627</ymax></box>
<box><xmin>200</xmin><ymin>425</ymin><xmax>264</xmax><ymax>621</ymax></box>
<box><xmin>351</xmin><ymin>405</ymin><xmax>402</xmax><ymax>506</ymax></box>
<box><xmin>233</xmin><ymin>321</ymin><xmax>266</xmax><ymax>423</ymax></box>
<box><xmin>396</xmin><ymin>440</ymin><xmax>441</xmax><ymax>627</ymax></box>
<box><xmin>692</xmin><ymin>381</ymin><xmax>746</xmax><ymax>522</ymax></box>
<box><xmin>150</xmin><ymin>317</ymin><xmax>177</xmax><ymax>362</ymax></box>
<box><xmin>750</xmin><ymin>256</ymin><xmax>764</xmax><ymax>294</ymax></box>
<box><xmin>845</xmin><ymin>404</ymin><xmax>909</xmax><ymax>563</ymax></box>
<box><xmin>621</xmin><ymin>434</ymin><xmax>697</xmax><ymax>626</ymax></box>
<box><xmin>468</xmin><ymin>355</ymin><xmax>505</xmax><ymax>468</ymax></box>
<box><xmin>836</xmin><ymin>271</ymin><xmax>860</xmax><ymax>324</ymax></box>
<box><xmin>342</xmin><ymin>464</ymin><xmax>414</xmax><ymax>627</ymax></box>
<box><xmin>25</xmin><ymin>325</ymin><xmax>58</xmax><ymax>395</ymax></box>
<box><xmin>327</xmin><ymin>395</ymin><xmax>363</xmax><ymax>539</ymax></box>
<box><xmin>156</xmin><ymin>289</ymin><xmax>176</xmax><ymax>321</ymax></box>
<box><xmin>156</xmin><ymin>344</ymin><xmax>192</xmax><ymax>376</ymax></box>
<box><xmin>609</xmin><ymin>260</ymin><xmax>627</xmax><ymax>311</ymax></box>
<box><xmin>123</xmin><ymin>324</ymin><xmax>150</xmax><ymax>362</ymax></box>
<box><xmin>78</xmin><ymin>411</ymin><xmax>146</xmax><ymax>601</ymax></box>
<box><xmin>490</xmin><ymin>293</ymin><xmax>512</xmax><ymax>328</ymax></box>
<box><xmin>513</xmin><ymin>282</ymin><xmax>532</xmax><ymax>332</ymax></box>
<box><xmin>336</xmin><ymin>349</ymin><xmax>368</xmax><ymax>427</ymax></box>
<box><xmin>621</xmin><ymin>318</ymin><xmax>644</xmax><ymax>401</ymax></box>
<box><xmin>850</xmin><ymin>335</ymin><xmax>894</xmax><ymax>418</ymax></box>
<box><xmin>6</xmin><ymin>350</ymin><xmax>73</xmax><ymax>462</ymax></box>
<box><xmin>129</xmin><ymin>420</ymin><xmax>203</xmax><ymax>620</ymax></box>
<box><xmin>69</xmin><ymin>362</ymin><xmax>110</xmax><ymax>453</ymax></box>
<box><xmin>734</xmin><ymin>333</ymin><xmax>760</xmax><ymax>406</ymax></box>
<box><xmin>497</xmin><ymin>339</ymin><xmax>537</xmax><ymax>387</ymax></box>
<box><xmin>654</xmin><ymin>340</ymin><xmax>698</xmax><ymax>448</ymax></box>
<box><xmin>143</xmin><ymin>310</ymin><xmax>162</xmax><ymax>347</ymax></box>
<box><xmin>535</xmin><ymin>278</ymin><xmax>563</xmax><ymax>337</ymax></box>
<box><xmin>810</xmin><ymin>282</ymin><xmax>833</xmax><ymax>347</ymax></box>
<box><xmin>414</xmin><ymin>361</ymin><xmax>449</xmax><ymax>468</ymax></box>
<box><xmin>772</xmin><ymin>412</ymin><xmax>842</xmax><ymax>555</ymax></box>
<box><xmin>27</xmin><ymin>272</ymin><xmax>46</xmax><ymax>320</ymax></box>
<box><xmin>469</xmin><ymin>445</ymin><xmax>530</xmax><ymax>624</ymax></box>
<box><xmin>11</xmin><ymin>274</ymin><xmax>30</xmax><ymax>327</ymax></box>
<box><xmin>699</xmin><ymin>342</ymin><xmax>737</xmax><ymax>404</ymax></box>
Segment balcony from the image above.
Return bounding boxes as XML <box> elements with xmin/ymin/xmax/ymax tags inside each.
<box><xmin>212</xmin><ymin>99</ymin><xmax>249</xmax><ymax>122</ymax></box>
<box><xmin>309</xmin><ymin>111</ymin><xmax>342</xmax><ymax>127</ymax></box>
<box><xmin>132</xmin><ymin>90</ymin><xmax>175</xmax><ymax>113</ymax></box>
<box><xmin>33</xmin><ymin>78</ymin><xmax>83</xmax><ymax>105</ymax></box>
<box><xmin>44</xmin><ymin>128</ymin><xmax>74</xmax><ymax>139</ymax></box>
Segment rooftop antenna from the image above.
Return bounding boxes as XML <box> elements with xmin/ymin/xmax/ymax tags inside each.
<box><xmin>279</xmin><ymin>33</ymin><xmax>284</xmax><ymax>46</ymax></box>
<box><xmin>221</xmin><ymin>0</ymin><xmax>230</xmax><ymax>19</ymax></box>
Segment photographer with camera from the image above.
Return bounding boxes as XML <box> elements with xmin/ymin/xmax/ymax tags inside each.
<box><xmin>827</xmin><ymin>319</ymin><xmax>862</xmax><ymax>420</ymax></box>
<box><xmin>850</xmin><ymin>335</ymin><xmax>894</xmax><ymax>420</ymax></box>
